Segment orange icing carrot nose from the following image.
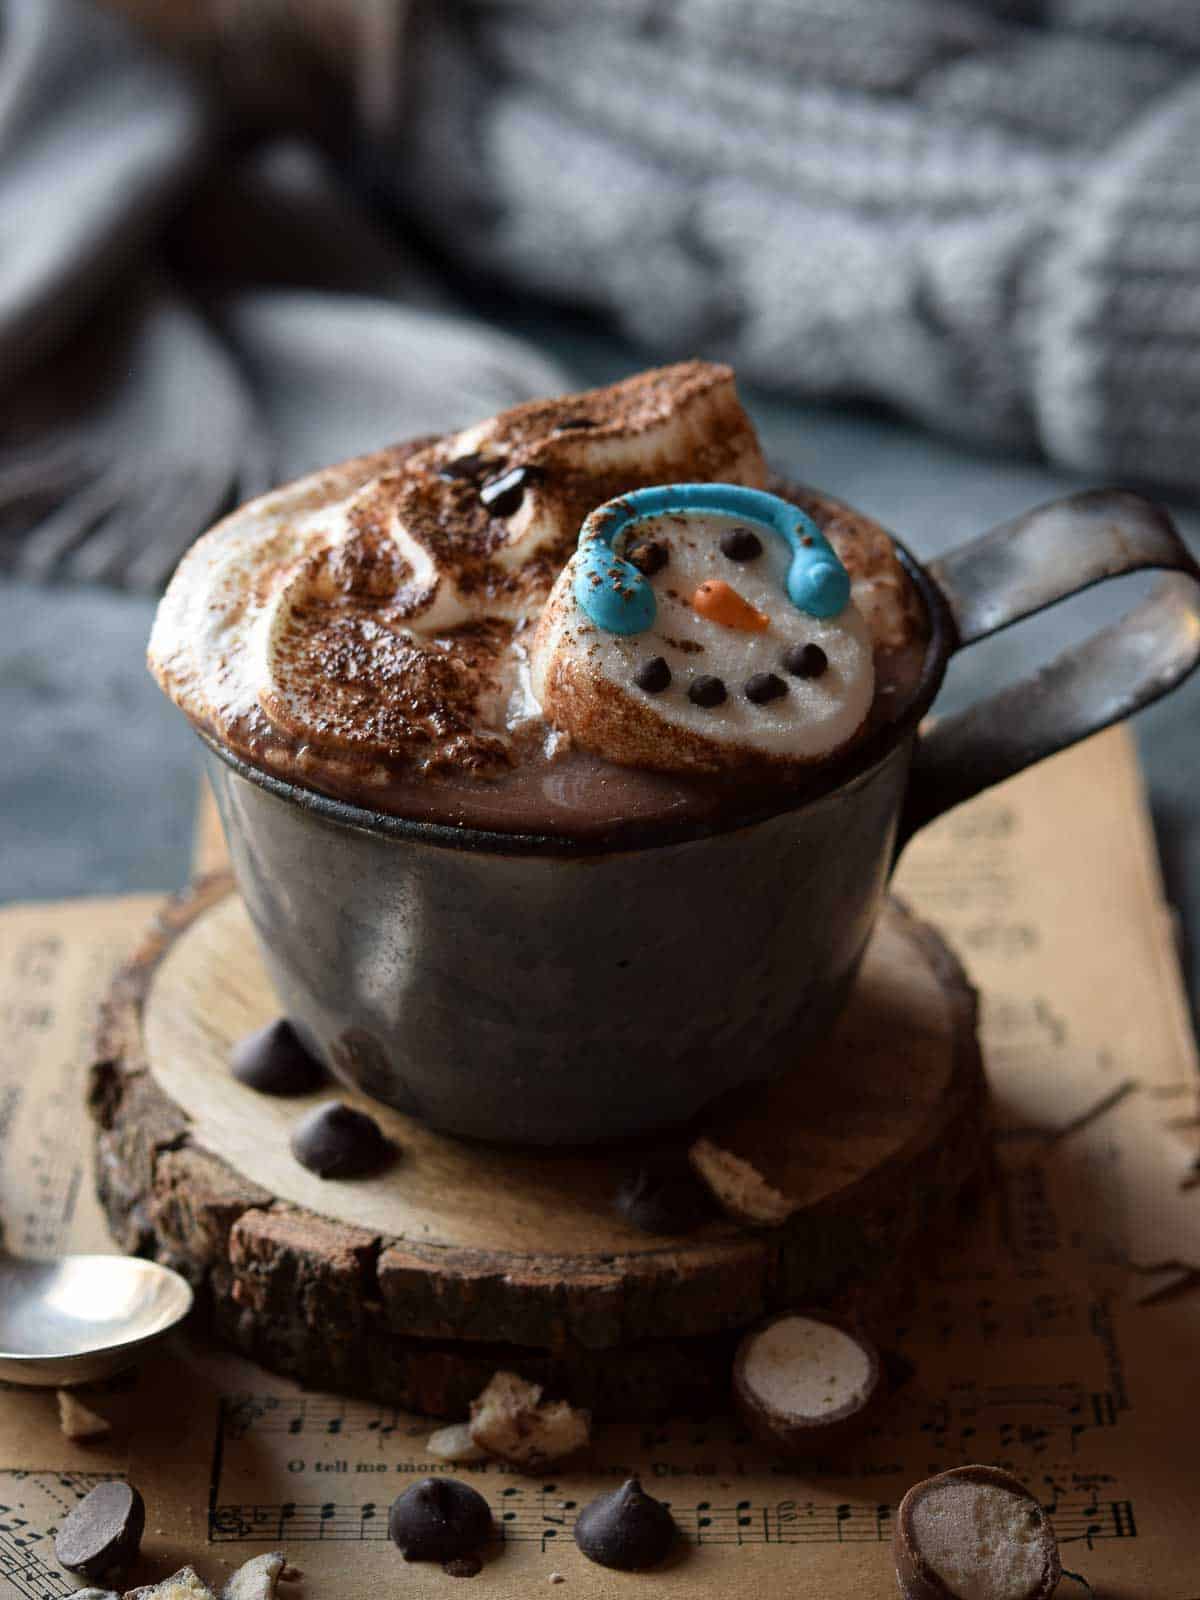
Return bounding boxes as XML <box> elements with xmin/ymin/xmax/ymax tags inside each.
<box><xmin>691</xmin><ymin>579</ymin><xmax>770</xmax><ymax>632</ymax></box>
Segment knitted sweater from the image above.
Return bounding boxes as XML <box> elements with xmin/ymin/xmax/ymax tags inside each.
<box><xmin>4</xmin><ymin>0</ymin><xmax>1200</xmax><ymax>589</ymax></box>
<box><xmin>391</xmin><ymin>0</ymin><xmax>1200</xmax><ymax>488</ymax></box>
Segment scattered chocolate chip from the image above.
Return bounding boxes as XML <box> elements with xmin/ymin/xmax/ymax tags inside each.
<box><xmin>480</xmin><ymin>466</ymin><xmax>534</xmax><ymax>516</ymax></box>
<box><xmin>290</xmin><ymin>1101</ymin><xmax>390</xmax><ymax>1179</ymax></box>
<box><xmin>894</xmin><ymin>1466</ymin><xmax>1061</xmax><ymax>1600</ymax></box>
<box><xmin>615</xmin><ymin>1152</ymin><xmax>716</xmax><ymax>1235</ymax></box>
<box><xmin>443</xmin><ymin>1556</ymin><xmax>483</xmax><ymax>1579</ymax></box>
<box><xmin>627</xmin><ymin>539</ymin><xmax>668</xmax><ymax>576</ymax></box>
<box><xmin>389</xmin><ymin>1478</ymin><xmax>493</xmax><ymax>1564</ymax></box>
<box><xmin>784</xmin><ymin>642</ymin><xmax>828</xmax><ymax>679</ymax></box>
<box><xmin>634</xmin><ymin>656</ymin><xmax>671</xmax><ymax>694</ymax></box>
<box><xmin>719</xmin><ymin>526</ymin><xmax>763</xmax><ymax>562</ymax></box>
<box><xmin>555</xmin><ymin>416</ymin><xmax>597</xmax><ymax>430</ymax></box>
<box><xmin>688</xmin><ymin>675</ymin><xmax>726</xmax><ymax>708</ymax></box>
<box><xmin>745</xmin><ymin>672</ymin><xmax>787</xmax><ymax>705</ymax></box>
<box><xmin>438</xmin><ymin>453</ymin><xmax>494</xmax><ymax>483</ymax></box>
<box><xmin>231</xmin><ymin>1019</ymin><xmax>326</xmax><ymax>1096</ymax></box>
<box><xmin>574</xmin><ymin>1479</ymin><xmax>677</xmax><ymax>1571</ymax></box>
<box><xmin>55</xmin><ymin>1481</ymin><xmax>145</xmax><ymax>1580</ymax></box>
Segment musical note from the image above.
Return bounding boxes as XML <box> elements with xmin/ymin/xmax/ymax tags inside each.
<box><xmin>220</xmin><ymin>1392</ymin><xmax>444</xmax><ymax>1443</ymax></box>
<box><xmin>1110</xmin><ymin>1501</ymin><xmax>1138</xmax><ymax>1540</ymax></box>
<box><xmin>735</xmin><ymin>1500</ymin><xmax>752</xmax><ymax>1546</ymax></box>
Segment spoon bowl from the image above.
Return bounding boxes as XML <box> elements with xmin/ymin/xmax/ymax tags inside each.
<box><xmin>0</xmin><ymin>1254</ymin><xmax>194</xmax><ymax>1386</ymax></box>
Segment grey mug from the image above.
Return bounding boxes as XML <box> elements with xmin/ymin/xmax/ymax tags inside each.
<box><xmin>202</xmin><ymin>487</ymin><xmax>1200</xmax><ymax>1144</ymax></box>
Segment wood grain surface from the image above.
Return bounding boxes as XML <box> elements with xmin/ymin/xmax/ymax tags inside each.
<box><xmin>89</xmin><ymin>879</ymin><xmax>987</xmax><ymax>1417</ymax></box>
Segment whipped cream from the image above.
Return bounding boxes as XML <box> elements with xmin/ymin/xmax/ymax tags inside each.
<box><xmin>150</xmin><ymin>362</ymin><xmax>764</xmax><ymax>787</ymax></box>
<box><xmin>148</xmin><ymin>362</ymin><xmax>926</xmax><ymax>818</ymax></box>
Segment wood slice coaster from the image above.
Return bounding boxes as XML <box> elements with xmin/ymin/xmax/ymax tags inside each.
<box><xmin>89</xmin><ymin>877</ymin><xmax>988</xmax><ymax>1419</ymax></box>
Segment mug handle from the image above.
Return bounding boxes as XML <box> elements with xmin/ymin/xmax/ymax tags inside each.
<box><xmin>899</xmin><ymin>488</ymin><xmax>1200</xmax><ymax>845</ymax></box>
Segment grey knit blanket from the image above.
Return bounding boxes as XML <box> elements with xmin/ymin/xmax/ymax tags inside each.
<box><xmin>395</xmin><ymin>0</ymin><xmax>1200</xmax><ymax>482</ymax></box>
<box><xmin>4</xmin><ymin>0</ymin><xmax>1200</xmax><ymax>589</ymax></box>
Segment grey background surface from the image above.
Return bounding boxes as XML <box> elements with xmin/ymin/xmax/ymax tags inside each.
<box><xmin>3</xmin><ymin>326</ymin><xmax>1197</xmax><ymax>1013</ymax></box>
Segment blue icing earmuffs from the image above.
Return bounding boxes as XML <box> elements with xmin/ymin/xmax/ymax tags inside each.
<box><xmin>574</xmin><ymin>483</ymin><xmax>851</xmax><ymax>636</ymax></box>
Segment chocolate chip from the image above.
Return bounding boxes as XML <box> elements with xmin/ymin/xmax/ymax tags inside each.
<box><xmin>688</xmin><ymin>675</ymin><xmax>726</xmax><ymax>708</ymax></box>
<box><xmin>627</xmin><ymin>539</ymin><xmax>668</xmax><ymax>576</ymax></box>
<box><xmin>634</xmin><ymin>656</ymin><xmax>671</xmax><ymax>694</ymax></box>
<box><xmin>438</xmin><ymin>453</ymin><xmax>494</xmax><ymax>483</ymax></box>
<box><xmin>480</xmin><ymin>466</ymin><xmax>534</xmax><ymax>516</ymax></box>
<box><xmin>55</xmin><ymin>1482</ymin><xmax>145</xmax><ymax>1580</ymax></box>
<box><xmin>615</xmin><ymin>1153</ymin><xmax>716</xmax><ymax>1236</ymax></box>
<box><xmin>231</xmin><ymin>1019</ymin><xmax>326</xmax><ymax>1096</ymax></box>
<box><xmin>574</xmin><ymin>1479</ymin><xmax>677</xmax><ymax>1571</ymax></box>
<box><xmin>719</xmin><ymin>526</ymin><xmax>763</xmax><ymax>562</ymax></box>
<box><xmin>745</xmin><ymin>672</ymin><xmax>787</xmax><ymax>705</ymax></box>
<box><xmin>389</xmin><ymin>1478</ymin><xmax>493</xmax><ymax>1563</ymax></box>
<box><xmin>784</xmin><ymin>642</ymin><xmax>828</xmax><ymax>679</ymax></box>
<box><xmin>556</xmin><ymin>416</ymin><xmax>597</xmax><ymax>431</ymax></box>
<box><xmin>290</xmin><ymin>1101</ymin><xmax>390</xmax><ymax>1179</ymax></box>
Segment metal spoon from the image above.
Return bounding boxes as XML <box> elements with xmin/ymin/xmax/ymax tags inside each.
<box><xmin>0</xmin><ymin>1254</ymin><xmax>194</xmax><ymax>1386</ymax></box>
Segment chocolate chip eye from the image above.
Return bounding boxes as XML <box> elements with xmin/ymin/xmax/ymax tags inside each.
<box><xmin>719</xmin><ymin>526</ymin><xmax>763</xmax><ymax>562</ymax></box>
<box><xmin>745</xmin><ymin>672</ymin><xmax>787</xmax><ymax>704</ymax></box>
<box><xmin>634</xmin><ymin>656</ymin><xmax>671</xmax><ymax>693</ymax></box>
<box><xmin>480</xmin><ymin>465</ymin><xmax>534</xmax><ymax>516</ymax></box>
<box><xmin>556</xmin><ymin>416</ymin><xmax>597</xmax><ymax>430</ymax></box>
<box><xmin>688</xmin><ymin>674</ymin><xmax>726</xmax><ymax>708</ymax></box>
<box><xmin>438</xmin><ymin>452</ymin><xmax>494</xmax><ymax>483</ymax></box>
<box><xmin>784</xmin><ymin>642</ymin><xmax>828</xmax><ymax>678</ymax></box>
<box><xmin>627</xmin><ymin>539</ymin><xmax>668</xmax><ymax>576</ymax></box>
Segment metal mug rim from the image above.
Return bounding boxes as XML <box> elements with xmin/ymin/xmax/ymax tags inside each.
<box><xmin>199</xmin><ymin>533</ymin><xmax>953</xmax><ymax>860</ymax></box>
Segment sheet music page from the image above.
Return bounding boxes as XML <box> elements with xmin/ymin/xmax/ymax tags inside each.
<box><xmin>2</xmin><ymin>727</ymin><xmax>1198</xmax><ymax>1599</ymax></box>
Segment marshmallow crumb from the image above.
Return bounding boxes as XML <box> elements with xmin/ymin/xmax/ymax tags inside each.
<box><xmin>121</xmin><ymin>1553</ymin><xmax>297</xmax><ymax>1600</ymax></box>
<box><xmin>427</xmin><ymin>1422</ymin><xmax>488</xmax><ymax>1463</ymax></box>
<box><xmin>221</xmin><ymin>1551</ymin><xmax>294</xmax><ymax>1600</ymax></box>
<box><xmin>124</xmin><ymin>1568</ymin><xmax>215</xmax><ymax>1600</ymax></box>
<box><xmin>57</xmin><ymin>1390</ymin><xmax>112</xmax><ymax>1440</ymax></box>
<box><xmin>469</xmin><ymin>1372</ymin><xmax>590</xmax><ymax>1471</ymax></box>
<box><xmin>689</xmin><ymin>1137</ymin><xmax>792</xmax><ymax>1224</ymax></box>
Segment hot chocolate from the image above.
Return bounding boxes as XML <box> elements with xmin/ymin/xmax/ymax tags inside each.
<box><xmin>149</xmin><ymin>363</ymin><xmax>927</xmax><ymax>839</ymax></box>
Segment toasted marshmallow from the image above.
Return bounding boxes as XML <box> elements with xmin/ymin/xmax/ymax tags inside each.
<box><xmin>529</xmin><ymin>499</ymin><xmax>876</xmax><ymax>774</ymax></box>
<box><xmin>149</xmin><ymin>362</ymin><xmax>765</xmax><ymax>783</ymax></box>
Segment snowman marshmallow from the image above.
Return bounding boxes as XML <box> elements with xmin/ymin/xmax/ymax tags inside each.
<box><xmin>529</xmin><ymin>484</ymin><xmax>876</xmax><ymax>774</ymax></box>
